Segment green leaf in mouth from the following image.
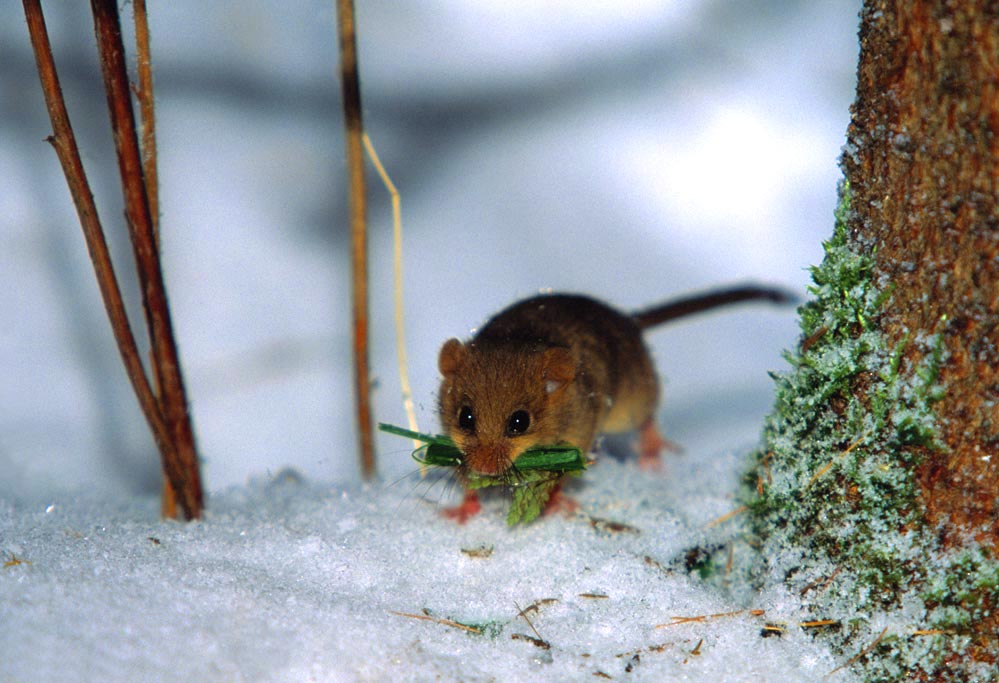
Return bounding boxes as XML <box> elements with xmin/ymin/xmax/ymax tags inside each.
<box><xmin>378</xmin><ymin>422</ymin><xmax>586</xmax><ymax>525</ymax></box>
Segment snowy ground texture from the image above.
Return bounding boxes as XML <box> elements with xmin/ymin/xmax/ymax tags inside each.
<box><xmin>2</xmin><ymin>458</ymin><xmax>855</xmax><ymax>682</ymax></box>
<box><xmin>1</xmin><ymin>0</ymin><xmax>863</xmax><ymax>680</ymax></box>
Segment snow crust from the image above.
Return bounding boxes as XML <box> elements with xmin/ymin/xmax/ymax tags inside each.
<box><xmin>2</xmin><ymin>459</ymin><xmax>857</xmax><ymax>682</ymax></box>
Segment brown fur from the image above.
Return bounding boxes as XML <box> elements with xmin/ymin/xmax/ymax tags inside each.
<box><xmin>438</xmin><ymin>294</ymin><xmax>658</xmax><ymax>476</ymax></box>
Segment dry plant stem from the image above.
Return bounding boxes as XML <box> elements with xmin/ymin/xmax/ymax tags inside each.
<box><xmin>132</xmin><ymin>0</ymin><xmax>159</xmax><ymax>248</ymax></box>
<box><xmin>22</xmin><ymin>0</ymin><xmax>175</xmax><ymax>476</ymax></box>
<box><xmin>362</xmin><ymin>134</ymin><xmax>419</xmax><ymax>446</ymax></box>
<box><xmin>90</xmin><ymin>0</ymin><xmax>203</xmax><ymax>519</ymax></box>
<box><xmin>703</xmin><ymin>504</ymin><xmax>747</xmax><ymax>528</ymax></box>
<box><xmin>131</xmin><ymin>0</ymin><xmax>173</xmax><ymax>517</ymax></box>
<box><xmin>388</xmin><ymin>611</ymin><xmax>482</xmax><ymax>634</ymax></box>
<box><xmin>828</xmin><ymin>626</ymin><xmax>889</xmax><ymax>676</ymax></box>
<box><xmin>336</xmin><ymin>0</ymin><xmax>376</xmax><ymax>479</ymax></box>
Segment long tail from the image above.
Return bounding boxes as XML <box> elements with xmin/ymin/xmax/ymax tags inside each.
<box><xmin>631</xmin><ymin>283</ymin><xmax>797</xmax><ymax>330</ymax></box>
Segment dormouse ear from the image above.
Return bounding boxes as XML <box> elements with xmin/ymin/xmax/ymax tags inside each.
<box><xmin>541</xmin><ymin>347</ymin><xmax>575</xmax><ymax>394</ymax></box>
<box><xmin>438</xmin><ymin>338</ymin><xmax>467</xmax><ymax>377</ymax></box>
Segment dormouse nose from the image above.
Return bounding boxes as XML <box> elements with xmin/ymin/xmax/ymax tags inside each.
<box><xmin>466</xmin><ymin>442</ymin><xmax>512</xmax><ymax>476</ymax></box>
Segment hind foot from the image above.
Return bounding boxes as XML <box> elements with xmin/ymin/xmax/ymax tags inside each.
<box><xmin>441</xmin><ymin>490</ymin><xmax>481</xmax><ymax>524</ymax></box>
<box><xmin>637</xmin><ymin>420</ymin><xmax>682</xmax><ymax>470</ymax></box>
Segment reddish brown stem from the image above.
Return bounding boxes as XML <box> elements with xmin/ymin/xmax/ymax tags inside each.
<box><xmin>130</xmin><ymin>0</ymin><xmax>174</xmax><ymax>518</ymax></box>
<box><xmin>132</xmin><ymin>0</ymin><xmax>159</xmax><ymax>248</ymax></box>
<box><xmin>336</xmin><ymin>0</ymin><xmax>376</xmax><ymax>479</ymax></box>
<box><xmin>22</xmin><ymin>0</ymin><xmax>177</xmax><ymax>485</ymax></box>
<box><xmin>89</xmin><ymin>0</ymin><xmax>203</xmax><ymax>519</ymax></box>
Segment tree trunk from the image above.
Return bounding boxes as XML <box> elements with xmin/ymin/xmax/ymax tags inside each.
<box><xmin>747</xmin><ymin>2</ymin><xmax>999</xmax><ymax>680</ymax></box>
<box><xmin>847</xmin><ymin>2</ymin><xmax>999</xmax><ymax>539</ymax></box>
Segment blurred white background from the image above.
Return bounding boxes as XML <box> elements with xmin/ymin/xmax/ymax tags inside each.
<box><xmin>0</xmin><ymin>1</ymin><xmax>860</xmax><ymax>501</ymax></box>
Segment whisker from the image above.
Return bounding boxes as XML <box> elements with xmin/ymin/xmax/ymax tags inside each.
<box><xmin>384</xmin><ymin>466</ymin><xmax>421</xmax><ymax>491</ymax></box>
<box><xmin>384</xmin><ymin>463</ymin><xmax>456</xmax><ymax>517</ymax></box>
<box><xmin>436</xmin><ymin>468</ymin><xmax>465</xmax><ymax>508</ymax></box>
<box><xmin>405</xmin><ymin>465</ymin><xmax>467</xmax><ymax>514</ymax></box>
<box><xmin>387</xmin><ymin>468</ymin><xmax>429</xmax><ymax>517</ymax></box>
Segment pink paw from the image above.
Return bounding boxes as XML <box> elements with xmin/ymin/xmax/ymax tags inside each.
<box><xmin>441</xmin><ymin>490</ymin><xmax>481</xmax><ymax>524</ymax></box>
<box><xmin>637</xmin><ymin>420</ymin><xmax>682</xmax><ymax>470</ymax></box>
<box><xmin>543</xmin><ymin>485</ymin><xmax>580</xmax><ymax>517</ymax></box>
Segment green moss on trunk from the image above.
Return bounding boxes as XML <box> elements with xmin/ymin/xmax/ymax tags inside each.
<box><xmin>742</xmin><ymin>183</ymin><xmax>998</xmax><ymax>681</ymax></box>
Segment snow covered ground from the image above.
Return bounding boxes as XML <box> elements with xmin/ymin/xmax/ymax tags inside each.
<box><xmin>3</xmin><ymin>460</ymin><xmax>854</xmax><ymax>682</ymax></box>
<box><xmin>1</xmin><ymin>1</ymin><xmax>861</xmax><ymax>680</ymax></box>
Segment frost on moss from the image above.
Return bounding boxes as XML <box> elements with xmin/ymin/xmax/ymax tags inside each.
<box><xmin>742</xmin><ymin>181</ymin><xmax>998</xmax><ymax>681</ymax></box>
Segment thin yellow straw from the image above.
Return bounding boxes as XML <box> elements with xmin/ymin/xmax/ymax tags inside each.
<box><xmin>362</xmin><ymin>134</ymin><xmax>420</xmax><ymax>450</ymax></box>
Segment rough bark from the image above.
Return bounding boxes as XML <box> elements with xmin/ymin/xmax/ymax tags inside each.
<box><xmin>843</xmin><ymin>1</ymin><xmax>999</xmax><ymax>542</ymax></box>
<box><xmin>746</xmin><ymin>3</ymin><xmax>999</xmax><ymax>680</ymax></box>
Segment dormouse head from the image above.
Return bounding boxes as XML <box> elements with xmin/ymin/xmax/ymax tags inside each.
<box><xmin>437</xmin><ymin>338</ymin><xmax>575</xmax><ymax>476</ymax></box>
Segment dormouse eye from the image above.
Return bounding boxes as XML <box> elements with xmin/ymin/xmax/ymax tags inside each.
<box><xmin>505</xmin><ymin>410</ymin><xmax>530</xmax><ymax>436</ymax></box>
<box><xmin>457</xmin><ymin>405</ymin><xmax>476</xmax><ymax>433</ymax></box>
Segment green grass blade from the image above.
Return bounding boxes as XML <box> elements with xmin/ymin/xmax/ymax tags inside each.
<box><xmin>514</xmin><ymin>446</ymin><xmax>585</xmax><ymax>472</ymax></box>
<box><xmin>377</xmin><ymin>422</ymin><xmax>444</xmax><ymax>443</ymax></box>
